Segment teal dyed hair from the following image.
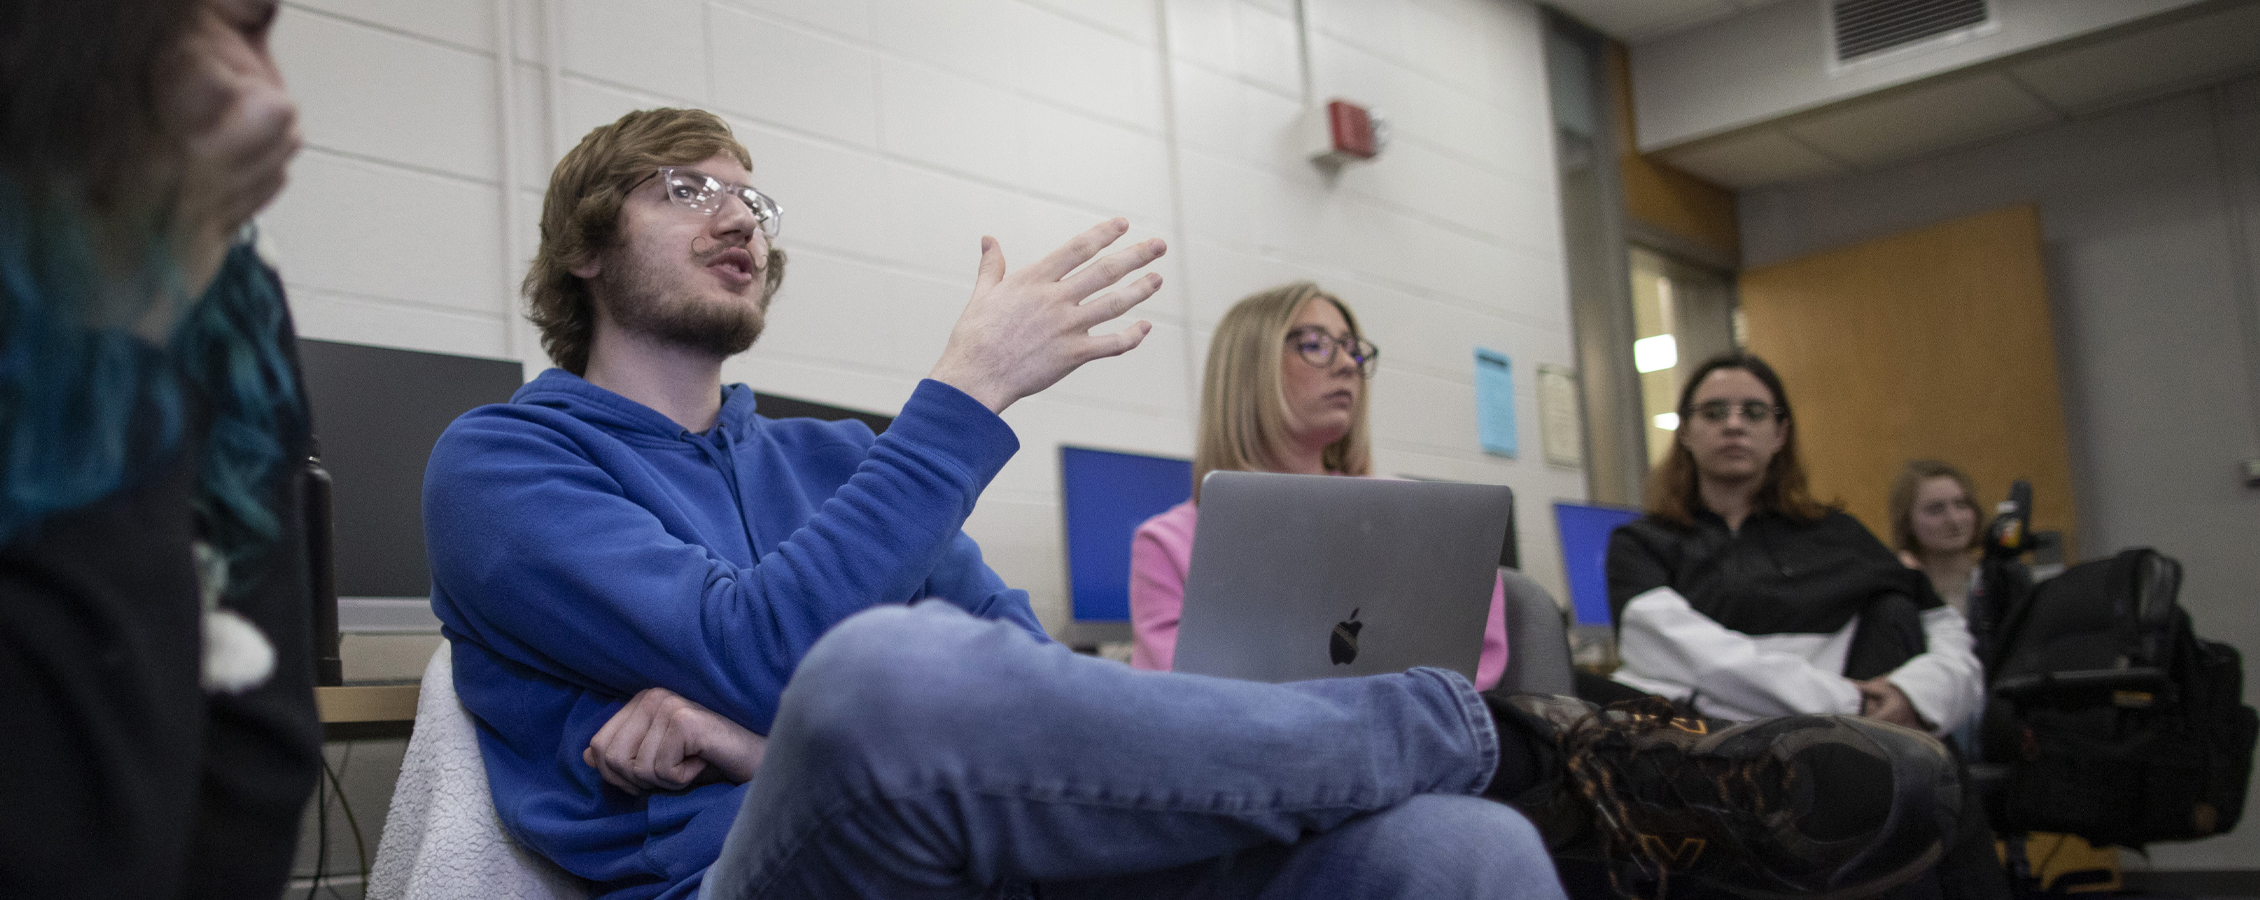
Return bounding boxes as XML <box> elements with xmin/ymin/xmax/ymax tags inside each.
<box><xmin>173</xmin><ymin>240</ymin><xmax>306</xmax><ymax>584</ymax></box>
<box><xmin>1</xmin><ymin>181</ymin><xmax>303</xmax><ymax>590</ymax></box>
<box><xmin>0</xmin><ymin>183</ymin><xmax>181</xmax><ymax>542</ymax></box>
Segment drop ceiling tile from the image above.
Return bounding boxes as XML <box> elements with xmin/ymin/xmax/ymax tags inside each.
<box><xmin>1782</xmin><ymin>73</ymin><xmax>2062</xmax><ymax>169</ymax></box>
<box><xmin>1657</xmin><ymin>126</ymin><xmax>1855</xmax><ymax>188</ymax></box>
<box><xmin>2009</xmin><ymin>3</ymin><xmax>2260</xmax><ymax>115</ymax></box>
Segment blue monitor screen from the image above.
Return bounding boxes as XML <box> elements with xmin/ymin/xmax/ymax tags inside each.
<box><xmin>1059</xmin><ymin>446</ymin><xmax>1193</xmax><ymax>623</ymax></box>
<box><xmin>1553</xmin><ymin>501</ymin><xmax>1643</xmax><ymax>627</ymax></box>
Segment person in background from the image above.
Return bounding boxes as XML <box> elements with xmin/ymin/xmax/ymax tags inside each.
<box><xmin>1128</xmin><ymin>282</ymin><xmax>1511</xmax><ymax>688</ymax></box>
<box><xmin>1605</xmin><ymin>352</ymin><xmax>1979</xmax><ymax>732</ymax></box>
<box><xmin>0</xmin><ymin>0</ymin><xmax>322</xmax><ymax>896</ymax></box>
<box><xmin>1891</xmin><ymin>459</ymin><xmax>1983</xmax><ymax>615</ymax></box>
<box><xmin>1604</xmin><ymin>351</ymin><xmax>2001</xmax><ymax>900</ymax></box>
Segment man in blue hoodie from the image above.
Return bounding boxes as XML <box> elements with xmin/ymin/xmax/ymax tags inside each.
<box><xmin>424</xmin><ymin>108</ymin><xmax>1959</xmax><ymax>900</ymax></box>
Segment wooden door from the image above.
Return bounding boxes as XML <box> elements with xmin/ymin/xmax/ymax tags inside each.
<box><xmin>1738</xmin><ymin>205</ymin><xmax>2077</xmax><ymax>554</ymax></box>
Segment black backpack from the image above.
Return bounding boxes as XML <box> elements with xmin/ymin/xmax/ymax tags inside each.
<box><xmin>1976</xmin><ymin>547</ymin><xmax>2258</xmax><ymax>848</ymax></box>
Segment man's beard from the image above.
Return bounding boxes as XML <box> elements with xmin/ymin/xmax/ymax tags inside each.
<box><xmin>599</xmin><ymin>245</ymin><xmax>768</xmax><ymax>359</ymax></box>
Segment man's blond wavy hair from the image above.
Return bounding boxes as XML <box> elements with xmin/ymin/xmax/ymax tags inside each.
<box><xmin>523</xmin><ymin>108</ymin><xmax>786</xmax><ymax>374</ymax></box>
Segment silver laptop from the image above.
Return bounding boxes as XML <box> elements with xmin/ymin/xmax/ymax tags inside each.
<box><xmin>1171</xmin><ymin>471</ymin><xmax>1512</xmax><ymax>683</ymax></box>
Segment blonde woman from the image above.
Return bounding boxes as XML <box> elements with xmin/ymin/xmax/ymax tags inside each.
<box><xmin>1127</xmin><ymin>282</ymin><xmax>1509</xmax><ymax>688</ymax></box>
<box><xmin>1890</xmin><ymin>459</ymin><xmax>1983</xmax><ymax>614</ymax></box>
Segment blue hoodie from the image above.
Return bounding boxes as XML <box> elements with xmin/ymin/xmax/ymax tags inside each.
<box><xmin>425</xmin><ymin>369</ymin><xmax>1045</xmax><ymax>899</ymax></box>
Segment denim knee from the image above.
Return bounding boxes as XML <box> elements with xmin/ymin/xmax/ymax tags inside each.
<box><xmin>1370</xmin><ymin>795</ymin><xmax>1548</xmax><ymax>871</ymax></box>
<box><xmin>1327</xmin><ymin>795</ymin><xmax>1559</xmax><ymax>895</ymax></box>
<box><xmin>770</xmin><ymin>602</ymin><xmax>1007</xmax><ymax>781</ymax></box>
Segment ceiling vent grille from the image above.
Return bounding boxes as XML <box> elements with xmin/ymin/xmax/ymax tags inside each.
<box><xmin>1831</xmin><ymin>0</ymin><xmax>1991</xmax><ymax>63</ymax></box>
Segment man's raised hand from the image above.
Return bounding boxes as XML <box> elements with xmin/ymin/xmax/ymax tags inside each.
<box><xmin>927</xmin><ymin>218</ymin><xmax>1167</xmax><ymax>413</ymax></box>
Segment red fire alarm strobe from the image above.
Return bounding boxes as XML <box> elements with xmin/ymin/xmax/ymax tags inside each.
<box><xmin>1305</xmin><ymin>98</ymin><xmax>1389</xmax><ymax>167</ymax></box>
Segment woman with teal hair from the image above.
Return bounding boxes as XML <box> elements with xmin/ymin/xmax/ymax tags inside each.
<box><xmin>1</xmin><ymin>0</ymin><xmax>322</xmax><ymax>894</ymax></box>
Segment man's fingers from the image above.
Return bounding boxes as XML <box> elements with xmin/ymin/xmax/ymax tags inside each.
<box><xmin>972</xmin><ymin>236</ymin><xmax>1005</xmax><ymax>295</ymax></box>
<box><xmin>600</xmin><ymin>763</ymin><xmax>641</xmax><ymax>795</ymax></box>
<box><xmin>587</xmin><ymin>745</ymin><xmax>641</xmax><ymax>795</ymax></box>
<box><xmin>604</xmin><ymin>715</ymin><xmax>653</xmax><ymax>784</ymax></box>
<box><xmin>642</xmin><ymin>710</ymin><xmax>696</xmax><ymax>790</ymax></box>
<box><xmin>589</xmin><ymin>689</ymin><xmax>671</xmax><ymax>792</ymax></box>
<box><xmin>630</xmin><ymin>708</ymin><xmax>672</xmax><ymax>787</ymax></box>
<box><xmin>1024</xmin><ymin>218</ymin><xmax>1129</xmax><ymax>283</ymax></box>
<box><xmin>654</xmin><ymin>707</ymin><xmax>711</xmax><ymax>788</ymax></box>
<box><xmin>1077</xmin><ymin>272</ymin><xmax>1163</xmax><ymax>326</ymax></box>
<box><xmin>1062</xmin><ymin>238</ymin><xmax>1166</xmax><ymax>301</ymax></box>
<box><xmin>1079</xmin><ymin>320</ymin><xmax>1153</xmax><ymax>363</ymax></box>
<box><xmin>588</xmin><ymin>708</ymin><xmax>625</xmax><ymax>757</ymax></box>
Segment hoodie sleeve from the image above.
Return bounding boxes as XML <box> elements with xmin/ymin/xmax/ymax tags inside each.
<box><xmin>917</xmin><ymin>530</ymin><xmax>1046</xmax><ymax>639</ymax></box>
<box><xmin>425</xmin><ymin>379</ymin><xmax>1021</xmax><ymax>732</ymax></box>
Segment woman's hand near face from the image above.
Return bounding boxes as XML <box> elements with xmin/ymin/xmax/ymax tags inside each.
<box><xmin>160</xmin><ymin>0</ymin><xmax>298</xmax><ymax>297</ymax></box>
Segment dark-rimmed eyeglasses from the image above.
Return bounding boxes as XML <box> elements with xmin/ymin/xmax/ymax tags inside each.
<box><xmin>1691</xmin><ymin>399</ymin><xmax>1784</xmax><ymax>424</ymax></box>
<box><xmin>1286</xmin><ymin>326</ymin><xmax>1378</xmax><ymax>378</ymax></box>
<box><xmin>632</xmin><ymin>166</ymin><xmax>782</xmax><ymax>238</ymax></box>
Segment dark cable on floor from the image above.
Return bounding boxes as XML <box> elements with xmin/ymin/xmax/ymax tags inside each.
<box><xmin>306</xmin><ymin>755</ymin><xmax>328</xmax><ymax>900</ymax></box>
<box><xmin>302</xmin><ymin>743</ymin><xmax>370</xmax><ymax>900</ymax></box>
<box><xmin>326</xmin><ymin>741</ymin><xmax>371</xmax><ymax>888</ymax></box>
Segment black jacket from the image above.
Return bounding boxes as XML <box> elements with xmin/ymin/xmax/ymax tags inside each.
<box><xmin>1608</xmin><ymin>509</ymin><xmax>1942</xmax><ymax>638</ymax></box>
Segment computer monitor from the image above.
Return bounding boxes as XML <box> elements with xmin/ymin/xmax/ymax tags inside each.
<box><xmin>297</xmin><ymin>338</ymin><xmax>895</xmax><ymax>681</ymax></box>
<box><xmin>295</xmin><ymin>340</ymin><xmax>525</xmax><ymax>684</ymax></box>
<box><xmin>1551</xmin><ymin>501</ymin><xmax>1643</xmax><ymax>627</ymax></box>
<box><xmin>297</xmin><ymin>340</ymin><xmax>528</xmax><ymax>603</ymax></box>
<box><xmin>1057</xmin><ymin>446</ymin><xmax>1192</xmax><ymax>646</ymax></box>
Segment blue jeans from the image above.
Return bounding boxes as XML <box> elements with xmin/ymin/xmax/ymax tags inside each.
<box><xmin>699</xmin><ymin>601</ymin><xmax>1563</xmax><ymax>900</ymax></box>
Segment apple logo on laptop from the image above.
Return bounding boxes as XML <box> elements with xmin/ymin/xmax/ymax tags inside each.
<box><xmin>1330</xmin><ymin>608</ymin><xmax>1362</xmax><ymax>665</ymax></box>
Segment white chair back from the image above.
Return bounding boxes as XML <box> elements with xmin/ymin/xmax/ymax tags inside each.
<box><xmin>367</xmin><ymin>641</ymin><xmax>592</xmax><ymax>900</ymax></box>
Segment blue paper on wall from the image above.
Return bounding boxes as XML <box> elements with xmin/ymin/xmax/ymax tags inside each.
<box><xmin>1475</xmin><ymin>347</ymin><xmax>1516</xmax><ymax>458</ymax></box>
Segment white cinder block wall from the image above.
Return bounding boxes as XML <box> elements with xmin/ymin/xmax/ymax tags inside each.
<box><xmin>262</xmin><ymin>0</ymin><xmax>1587</xmax><ymax>633</ymax></box>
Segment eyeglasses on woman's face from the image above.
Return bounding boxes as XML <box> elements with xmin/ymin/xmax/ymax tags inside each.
<box><xmin>633</xmin><ymin>166</ymin><xmax>782</xmax><ymax>238</ymax></box>
<box><xmin>1690</xmin><ymin>399</ymin><xmax>1784</xmax><ymax>425</ymax></box>
<box><xmin>1286</xmin><ymin>326</ymin><xmax>1378</xmax><ymax>378</ymax></box>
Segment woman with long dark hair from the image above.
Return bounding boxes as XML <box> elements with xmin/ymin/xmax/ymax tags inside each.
<box><xmin>1</xmin><ymin>0</ymin><xmax>321</xmax><ymax>894</ymax></box>
<box><xmin>1603</xmin><ymin>352</ymin><xmax>2001</xmax><ymax>900</ymax></box>
<box><xmin>1605</xmin><ymin>351</ymin><xmax>1981</xmax><ymax>732</ymax></box>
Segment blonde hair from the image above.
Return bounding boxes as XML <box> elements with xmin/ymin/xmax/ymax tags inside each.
<box><xmin>1889</xmin><ymin>459</ymin><xmax>1980</xmax><ymax>554</ymax></box>
<box><xmin>1192</xmin><ymin>282</ymin><xmax>1372</xmax><ymax>502</ymax></box>
<box><xmin>524</xmin><ymin>108</ymin><xmax>785</xmax><ymax>374</ymax></box>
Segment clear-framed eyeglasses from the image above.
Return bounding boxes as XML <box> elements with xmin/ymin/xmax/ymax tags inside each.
<box><xmin>1285</xmin><ymin>326</ymin><xmax>1379</xmax><ymax>378</ymax></box>
<box><xmin>637</xmin><ymin>166</ymin><xmax>782</xmax><ymax>238</ymax></box>
<box><xmin>1690</xmin><ymin>399</ymin><xmax>1784</xmax><ymax>425</ymax></box>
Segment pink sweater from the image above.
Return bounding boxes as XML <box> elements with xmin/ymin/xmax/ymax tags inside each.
<box><xmin>1128</xmin><ymin>498</ymin><xmax>1510</xmax><ymax>689</ymax></box>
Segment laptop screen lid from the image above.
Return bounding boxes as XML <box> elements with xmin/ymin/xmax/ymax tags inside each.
<box><xmin>1171</xmin><ymin>471</ymin><xmax>1512</xmax><ymax>683</ymax></box>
